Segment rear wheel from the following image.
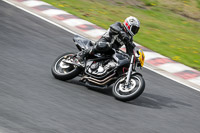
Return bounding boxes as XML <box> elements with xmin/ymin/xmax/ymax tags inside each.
<box><xmin>112</xmin><ymin>74</ymin><xmax>145</xmax><ymax>101</ymax></box>
<box><xmin>51</xmin><ymin>53</ymin><xmax>81</xmax><ymax>81</ymax></box>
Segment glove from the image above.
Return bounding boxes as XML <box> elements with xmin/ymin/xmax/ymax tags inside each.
<box><xmin>119</xmin><ymin>31</ymin><xmax>129</xmax><ymax>42</ymax></box>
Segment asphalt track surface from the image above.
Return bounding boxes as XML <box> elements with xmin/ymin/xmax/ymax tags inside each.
<box><xmin>0</xmin><ymin>1</ymin><xmax>200</xmax><ymax>133</ymax></box>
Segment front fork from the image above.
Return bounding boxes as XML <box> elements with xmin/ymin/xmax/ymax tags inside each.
<box><xmin>125</xmin><ymin>55</ymin><xmax>135</xmax><ymax>85</ymax></box>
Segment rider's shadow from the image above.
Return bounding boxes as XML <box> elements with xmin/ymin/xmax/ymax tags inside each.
<box><xmin>66</xmin><ymin>79</ymin><xmax>192</xmax><ymax>109</ymax></box>
<box><xmin>99</xmin><ymin>88</ymin><xmax>192</xmax><ymax>109</ymax></box>
<box><xmin>127</xmin><ymin>93</ymin><xmax>192</xmax><ymax>109</ymax></box>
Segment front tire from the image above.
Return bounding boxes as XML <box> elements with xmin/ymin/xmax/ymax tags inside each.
<box><xmin>112</xmin><ymin>74</ymin><xmax>145</xmax><ymax>102</ymax></box>
<box><xmin>51</xmin><ymin>53</ymin><xmax>81</xmax><ymax>81</ymax></box>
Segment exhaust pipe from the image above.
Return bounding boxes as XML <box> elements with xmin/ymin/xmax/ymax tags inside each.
<box><xmin>82</xmin><ymin>73</ymin><xmax>115</xmax><ymax>85</ymax></box>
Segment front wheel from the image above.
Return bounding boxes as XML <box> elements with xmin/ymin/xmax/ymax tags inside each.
<box><xmin>112</xmin><ymin>74</ymin><xmax>145</xmax><ymax>102</ymax></box>
<box><xmin>51</xmin><ymin>52</ymin><xmax>81</xmax><ymax>81</ymax></box>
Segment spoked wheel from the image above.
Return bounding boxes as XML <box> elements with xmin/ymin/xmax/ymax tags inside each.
<box><xmin>51</xmin><ymin>53</ymin><xmax>81</xmax><ymax>81</ymax></box>
<box><xmin>112</xmin><ymin>74</ymin><xmax>145</xmax><ymax>101</ymax></box>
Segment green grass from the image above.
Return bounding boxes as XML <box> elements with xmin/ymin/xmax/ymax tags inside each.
<box><xmin>197</xmin><ymin>0</ymin><xmax>200</xmax><ymax>8</ymax></box>
<box><xmin>140</xmin><ymin>0</ymin><xmax>158</xmax><ymax>6</ymax></box>
<box><xmin>42</xmin><ymin>0</ymin><xmax>200</xmax><ymax>70</ymax></box>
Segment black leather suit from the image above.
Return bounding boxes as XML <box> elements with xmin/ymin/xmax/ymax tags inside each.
<box><xmin>77</xmin><ymin>22</ymin><xmax>136</xmax><ymax>60</ymax></box>
<box><xmin>92</xmin><ymin>22</ymin><xmax>135</xmax><ymax>56</ymax></box>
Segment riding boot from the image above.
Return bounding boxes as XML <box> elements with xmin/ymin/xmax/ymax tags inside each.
<box><xmin>76</xmin><ymin>49</ymin><xmax>90</xmax><ymax>62</ymax></box>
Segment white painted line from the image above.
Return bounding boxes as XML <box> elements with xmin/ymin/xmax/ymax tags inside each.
<box><xmin>85</xmin><ymin>29</ymin><xmax>106</xmax><ymax>37</ymax></box>
<box><xmin>2</xmin><ymin>0</ymin><xmax>80</xmax><ymax>36</ymax></box>
<box><xmin>143</xmin><ymin>66</ymin><xmax>200</xmax><ymax>92</ymax></box>
<box><xmin>157</xmin><ymin>63</ymin><xmax>193</xmax><ymax>73</ymax></box>
<box><xmin>63</xmin><ymin>19</ymin><xmax>93</xmax><ymax>27</ymax></box>
<box><xmin>22</xmin><ymin>0</ymin><xmax>50</xmax><ymax>7</ymax></box>
<box><xmin>189</xmin><ymin>77</ymin><xmax>200</xmax><ymax>86</ymax></box>
<box><xmin>2</xmin><ymin>0</ymin><xmax>200</xmax><ymax>92</ymax></box>
<box><xmin>42</xmin><ymin>9</ymin><xmax>70</xmax><ymax>16</ymax></box>
<box><xmin>144</xmin><ymin>51</ymin><xmax>166</xmax><ymax>60</ymax></box>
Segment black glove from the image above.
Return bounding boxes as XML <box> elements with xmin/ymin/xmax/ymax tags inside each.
<box><xmin>119</xmin><ymin>31</ymin><xmax>129</xmax><ymax>42</ymax></box>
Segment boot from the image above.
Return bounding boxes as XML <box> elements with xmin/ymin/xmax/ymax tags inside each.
<box><xmin>76</xmin><ymin>49</ymin><xmax>90</xmax><ymax>63</ymax></box>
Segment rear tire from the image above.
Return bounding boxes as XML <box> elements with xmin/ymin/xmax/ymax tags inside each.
<box><xmin>112</xmin><ymin>74</ymin><xmax>145</xmax><ymax>102</ymax></box>
<box><xmin>51</xmin><ymin>53</ymin><xmax>81</xmax><ymax>81</ymax></box>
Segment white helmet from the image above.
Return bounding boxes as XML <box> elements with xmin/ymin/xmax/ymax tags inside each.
<box><xmin>123</xmin><ymin>16</ymin><xmax>140</xmax><ymax>36</ymax></box>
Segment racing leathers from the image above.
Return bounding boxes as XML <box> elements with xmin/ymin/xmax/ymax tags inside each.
<box><xmin>77</xmin><ymin>22</ymin><xmax>136</xmax><ymax>60</ymax></box>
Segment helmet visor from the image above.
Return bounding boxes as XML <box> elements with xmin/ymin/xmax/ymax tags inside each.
<box><xmin>131</xmin><ymin>26</ymin><xmax>139</xmax><ymax>35</ymax></box>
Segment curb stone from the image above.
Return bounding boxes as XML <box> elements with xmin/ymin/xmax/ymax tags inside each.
<box><xmin>5</xmin><ymin>0</ymin><xmax>200</xmax><ymax>90</ymax></box>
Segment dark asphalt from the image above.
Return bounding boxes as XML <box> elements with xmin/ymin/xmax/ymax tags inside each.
<box><xmin>0</xmin><ymin>1</ymin><xmax>200</xmax><ymax>133</ymax></box>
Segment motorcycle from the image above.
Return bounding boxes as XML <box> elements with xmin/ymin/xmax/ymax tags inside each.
<box><xmin>51</xmin><ymin>35</ymin><xmax>145</xmax><ymax>102</ymax></box>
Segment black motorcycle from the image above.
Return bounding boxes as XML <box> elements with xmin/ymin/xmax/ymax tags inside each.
<box><xmin>51</xmin><ymin>35</ymin><xmax>145</xmax><ymax>101</ymax></box>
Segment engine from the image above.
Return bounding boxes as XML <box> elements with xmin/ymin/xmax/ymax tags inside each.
<box><xmin>86</xmin><ymin>60</ymin><xmax>117</xmax><ymax>76</ymax></box>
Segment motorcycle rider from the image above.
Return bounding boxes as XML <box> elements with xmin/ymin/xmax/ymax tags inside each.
<box><xmin>77</xmin><ymin>16</ymin><xmax>140</xmax><ymax>61</ymax></box>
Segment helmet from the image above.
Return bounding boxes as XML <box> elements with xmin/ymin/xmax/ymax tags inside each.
<box><xmin>123</xmin><ymin>16</ymin><xmax>140</xmax><ymax>36</ymax></box>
